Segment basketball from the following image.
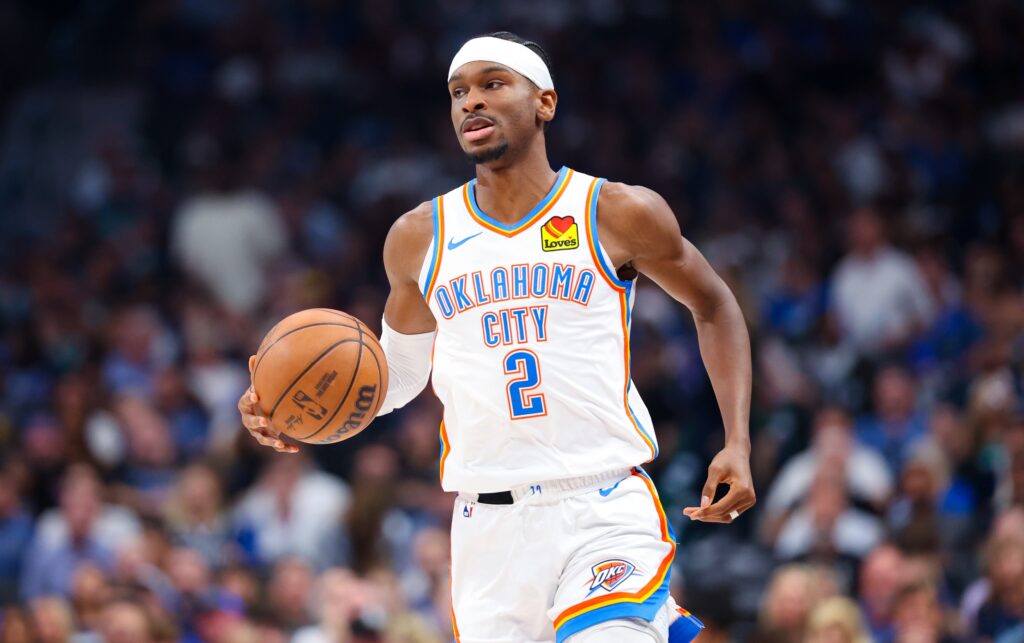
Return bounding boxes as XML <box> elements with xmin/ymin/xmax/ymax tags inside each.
<box><xmin>252</xmin><ymin>309</ymin><xmax>388</xmax><ymax>444</ymax></box>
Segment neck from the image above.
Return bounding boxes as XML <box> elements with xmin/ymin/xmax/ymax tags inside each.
<box><xmin>474</xmin><ymin>143</ymin><xmax>557</xmax><ymax>225</ymax></box>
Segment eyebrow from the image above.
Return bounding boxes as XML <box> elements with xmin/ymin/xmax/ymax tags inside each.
<box><xmin>448</xmin><ymin>65</ymin><xmax>514</xmax><ymax>84</ymax></box>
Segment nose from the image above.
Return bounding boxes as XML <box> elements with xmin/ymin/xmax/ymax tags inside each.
<box><xmin>462</xmin><ymin>86</ymin><xmax>486</xmax><ymax>113</ymax></box>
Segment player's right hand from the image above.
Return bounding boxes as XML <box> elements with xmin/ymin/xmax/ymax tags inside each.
<box><xmin>238</xmin><ymin>385</ymin><xmax>299</xmax><ymax>454</ymax></box>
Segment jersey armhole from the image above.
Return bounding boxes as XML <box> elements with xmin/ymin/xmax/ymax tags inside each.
<box><xmin>585</xmin><ymin>178</ymin><xmax>633</xmax><ymax>291</ymax></box>
<box><xmin>418</xmin><ymin>197</ymin><xmax>445</xmax><ymax>300</ymax></box>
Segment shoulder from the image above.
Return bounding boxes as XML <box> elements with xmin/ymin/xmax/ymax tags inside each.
<box><xmin>593</xmin><ymin>181</ymin><xmax>682</xmax><ymax>264</ymax></box>
<box><xmin>596</xmin><ymin>181</ymin><xmax>670</xmax><ymax>221</ymax></box>
<box><xmin>387</xmin><ymin>200</ymin><xmax>435</xmax><ymax>246</ymax></box>
<box><xmin>384</xmin><ymin>201</ymin><xmax>435</xmax><ymax>281</ymax></box>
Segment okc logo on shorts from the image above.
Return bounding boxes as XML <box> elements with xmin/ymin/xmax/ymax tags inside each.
<box><xmin>541</xmin><ymin>215</ymin><xmax>579</xmax><ymax>252</ymax></box>
<box><xmin>586</xmin><ymin>559</ymin><xmax>635</xmax><ymax>594</ymax></box>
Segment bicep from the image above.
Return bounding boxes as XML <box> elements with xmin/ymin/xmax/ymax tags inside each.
<box><xmin>382</xmin><ymin>206</ymin><xmax>437</xmax><ymax>334</ymax></box>
<box><xmin>383</xmin><ymin>281</ymin><xmax>435</xmax><ymax>334</ymax></box>
<box><xmin>625</xmin><ymin>194</ymin><xmax>731</xmax><ymax>319</ymax></box>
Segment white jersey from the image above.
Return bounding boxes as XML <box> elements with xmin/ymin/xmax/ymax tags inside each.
<box><xmin>420</xmin><ymin>166</ymin><xmax>658</xmax><ymax>493</ymax></box>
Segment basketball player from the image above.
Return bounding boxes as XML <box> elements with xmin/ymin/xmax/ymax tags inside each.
<box><xmin>239</xmin><ymin>32</ymin><xmax>755</xmax><ymax>643</ymax></box>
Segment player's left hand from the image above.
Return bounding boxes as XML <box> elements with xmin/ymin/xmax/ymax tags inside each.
<box><xmin>683</xmin><ymin>443</ymin><xmax>755</xmax><ymax>523</ymax></box>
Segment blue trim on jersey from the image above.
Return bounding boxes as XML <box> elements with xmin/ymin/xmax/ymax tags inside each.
<box><xmin>467</xmin><ymin>166</ymin><xmax>569</xmax><ymax>232</ymax></box>
<box><xmin>421</xmin><ymin>198</ymin><xmax>440</xmax><ymax>299</ymax></box>
<box><xmin>587</xmin><ymin>178</ymin><xmax>632</xmax><ymax>290</ymax></box>
<box><xmin>554</xmin><ymin>575</ymin><xmax>671</xmax><ymax>643</ymax></box>
<box><xmin>624</xmin><ymin>278</ymin><xmax>634</xmax><ymax>329</ymax></box>
<box><xmin>669</xmin><ymin>612</ymin><xmax>706</xmax><ymax>642</ymax></box>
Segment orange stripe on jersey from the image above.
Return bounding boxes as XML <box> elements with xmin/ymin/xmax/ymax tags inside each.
<box><xmin>439</xmin><ymin>420</ymin><xmax>452</xmax><ymax>482</ymax></box>
<box><xmin>583</xmin><ymin>177</ymin><xmax>656</xmax><ymax>460</ymax></box>
<box><xmin>425</xmin><ymin>197</ymin><xmax>446</xmax><ymax>299</ymax></box>
<box><xmin>618</xmin><ymin>291</ymin><xmax>657</xmax><ymax>459</ymax></box>
<box><xmin>464</xmin><ymin>168</ymin><xmax>574</xmax><ymax>237</ymax></box>
<box><xmin>552</xmin><ymin>472</ymin><xmax>675</xmax><ymax>630</ymax></box>
<box><xmin>584</xmin><ymin>178</ymin><xmax>627</xmax><ymax>294</ymax></box>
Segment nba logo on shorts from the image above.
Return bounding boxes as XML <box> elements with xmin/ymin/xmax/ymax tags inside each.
<box><xmin>587</xmin><ymin>559</ymin><xmax>635</xmax><ymax>593</ymax></box>
<box><xmin>463</xmin><ymin>502</ymin><xmax>474</xmax><ymax>518</ymax></box>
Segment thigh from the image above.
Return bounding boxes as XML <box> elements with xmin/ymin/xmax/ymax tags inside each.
<box><xmin>548</xmin><ymin>471</ymin><xmax>676</xmax><ymax>643</ymax></box>
<box><xmin>450</xmin><ymin>496</ymin><xmax>561</xmax><ymax>643</ymax></box>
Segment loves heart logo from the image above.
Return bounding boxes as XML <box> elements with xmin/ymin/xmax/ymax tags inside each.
<box><xmin>544</xmin><ymin>216</ymin><xmax>574</xmax><ymax>237</ymax></box>
<box><xmin>541</xmin><ymin>215</ymin><xmax>579</xmax><ymax>252</ymax></box>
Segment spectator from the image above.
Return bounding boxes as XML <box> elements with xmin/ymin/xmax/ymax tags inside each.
<box><xmin>0</xmin><ymin>607</ymin><xmax>32</xmax><ymax>643</ymax></box>
<box><xmin>974</xmin><ymin>537</ymin><xmax>1024</xmax><ymax>641</ymax></box>
<box><xmin>99</xmin><ymin>601</ymin><xmax>156</xmax><ymax>643</ymax></box>
<box><xmin>113</xmin><ymin>395</ymin><xmax>180</xmax><ymax>513</ymax></box>
<box><xmin>887</xmin><ymin>440</ymin><xmax>968</xmax><ymax>563</ymax></box>
<box><xmin>265</xmin><ymin>557</ymin><xmax>314</xmax><ymax>634</ymax></box>
<box><xmin>19</xmin><ymin>467</ymin><xmax>118</xmax><ymax>599</ymax></box>
<box><xmin>829</xmin><ymin>207</ymin><xmax>935</xmax><ymax>356</ymax></box>
<box><xmin>891</xmin><ymin>582</ymin><xmax>961</xmax><ymax>643</ymax></box>
<box><xmin>170</xmin><ymin>140</ymin><xmax>288</xmax><ymax>316</ymax></box>
<box><xmin>69</xmin><ymin>563</ymin><xmax>110</xmax><ymax>639</ymax></box>
<box><xmin>232</xmin><ymin>453</ymin><xmax>350</xmax><ymax>570</ymax></box>
<box><xmin>28</xmin><ymin>464</ymin><xmax>141</xmax><ymax>556</ymax></box>
<box><xmin>163</xmin><ymin>463</ymin><xmax>231</xmax><ymax>567</ymax></box>
<box><xmin>756</xmin><ymin>564</ymin><xmax>836</xmax><ymax>642</ymax></box>
<box><xmin>28</xmin><ymin>596</ymin><xmax>75</xmax><ymax>643</ymax></box>
<box><xmin>153</xmin><ymin>368</ymin><xmax>210</xmax><ymax>460</ymax></box>
<box><xmin>762</xmin><ymin>406</ymin><xmax>892</xmax><ymax>543</ymax></box>
<box><xmin>292</xmin><ymin>568</ymin><xmax>361</xmax><ymax>643</ymax></box>
<box><xmin>773</xmin><ymin>469</ymin><xmax>884</xmax><ymax>562</ymax></box>
<box><xmin>806</xmin><ymin>596</ymin><xmax>872</xmax><ymax>643</ymax></box>
<box><xmin>856</xmin><ymin>366</ymin><xmax>929</xmax><ymax>475</ymax></box>
<box><xmin>960</xmin><ymin>508</ymin><xmax>1024</xmax><ymax>632</ymax></box>
<box><xmin>859</xmin><ymin>545</ymin><xmax>910</xmax><ymax>641</ymax></box>
<box><xmin>0</xmin><ymin>461</ymin><xmax>33</xmax><ymax>602</ymax></box>
<box><xmin>102</xmin><ymin>306</ymin><xmax>176</xmax><ymax>399</ymax></box>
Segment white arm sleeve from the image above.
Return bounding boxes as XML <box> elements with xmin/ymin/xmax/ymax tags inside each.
<box><xmin>376</xmin><ymin>319</ymin><xmax>435</xmax><ymax>416</ymax></box>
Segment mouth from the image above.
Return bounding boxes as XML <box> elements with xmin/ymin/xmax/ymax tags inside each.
<box><xmin>462</xmin><ymin>116</ymin><xmax>496</xmax><ymax>143</ymax></box>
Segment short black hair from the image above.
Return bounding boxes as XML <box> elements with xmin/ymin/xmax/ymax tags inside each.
<box><xmin>485</xmin><ymin>31</ymin><xmax>554</xmax><ymax>87</ymax></box>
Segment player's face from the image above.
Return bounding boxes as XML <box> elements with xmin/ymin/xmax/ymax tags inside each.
<box><xmin>447</xmin><ymin>61</ymin><xmax>551</xmax><ymax>165</ymax></box>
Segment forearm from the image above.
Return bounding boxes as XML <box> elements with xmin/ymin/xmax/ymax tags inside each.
<box><xmin>693</xmin><ymin>294</ymin><xmax>752</xmax><ymax>450</ymax></box>
<box><xmin>377</xmin><ymin>319</ymin><xmax>435</xmax><ymax>415</ymax></box>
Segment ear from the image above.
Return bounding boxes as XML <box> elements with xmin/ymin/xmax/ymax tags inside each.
<box><xmin>537</xmin><ymin>89</ymin><xmax>557</xmax><ymax>126</ymax></box>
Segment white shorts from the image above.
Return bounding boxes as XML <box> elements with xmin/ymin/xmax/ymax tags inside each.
<box><xmin>450</xmin><ymin>467</ymin><xmax>677</xmax><ymax>643</ymax></box>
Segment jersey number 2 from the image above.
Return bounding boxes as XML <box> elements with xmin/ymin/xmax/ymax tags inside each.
<box><xmin>503</xmin><ymin>350</ymin><xmax>547</xmax><ymax>419</ymax></box>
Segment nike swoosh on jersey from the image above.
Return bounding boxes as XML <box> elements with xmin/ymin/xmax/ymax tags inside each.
<box><xmin>598</xmin><ymin>477</ymin><xmax>627</xmax><ymax>496</ymax></box>
<box><xmin>447</xmin><ymin>232</ymin><xmax>483</xmax><ymax>250</ymax></box>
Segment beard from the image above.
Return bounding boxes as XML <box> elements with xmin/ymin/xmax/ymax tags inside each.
<box><xmin>467</xmin><ymin>140</ymin><xmax>509</xmax><ymax>165</ymax></box>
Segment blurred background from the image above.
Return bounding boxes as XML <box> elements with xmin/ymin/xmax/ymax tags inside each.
<box><xmin>1</xmin><ymin>0</ymin><xmax>1023</xmax><ymax>641</ymax></box>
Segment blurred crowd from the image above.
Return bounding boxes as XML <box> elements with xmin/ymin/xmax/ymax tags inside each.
<box><xmin>1</xmin><ymin>0</ymin><xmax>1023</xmax><ymax>641</ymax></box>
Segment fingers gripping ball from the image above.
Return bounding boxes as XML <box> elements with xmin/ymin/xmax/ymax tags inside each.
<box><xmin>252</xmin><ymin>309</ymin><xmax>388</xmax><ymax>444</ymax></box>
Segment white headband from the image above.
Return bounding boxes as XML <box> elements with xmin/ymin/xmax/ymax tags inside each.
<box><xmin>447</xmin><ymin>37</ymin><xmax>554</xmax><ymax>91</ymax></box>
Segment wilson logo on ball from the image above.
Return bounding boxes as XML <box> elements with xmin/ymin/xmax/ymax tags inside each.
<box><xmin>292</xmin><ymin>390</ymin><xmax>328</xmax><ymax>420</ymax></box>
<box><xmin>342</xmin><ymin>385</ymin><xmax>377</xmax><ymax>431</ymax></box>
<box><xmin>317</xmin><ymin>384</ymin><xmax>378</xmax><ymax>444</ymax></box>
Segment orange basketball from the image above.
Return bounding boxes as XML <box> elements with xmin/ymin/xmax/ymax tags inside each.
<box><xmin>252</xmin><ymin>309</ymin><xmax>388</xmax><ymax>444</ymax></box>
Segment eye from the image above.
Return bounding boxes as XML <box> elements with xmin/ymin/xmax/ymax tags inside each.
<box><xmin>486</xmin><ymin>80</ymin><xmax>504</xmax><ymax>90</ymax></box>
<box><xmin>451</xmin><ymin>87</ymin><xmax>466</xmax><ymax>99</ymax></box>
